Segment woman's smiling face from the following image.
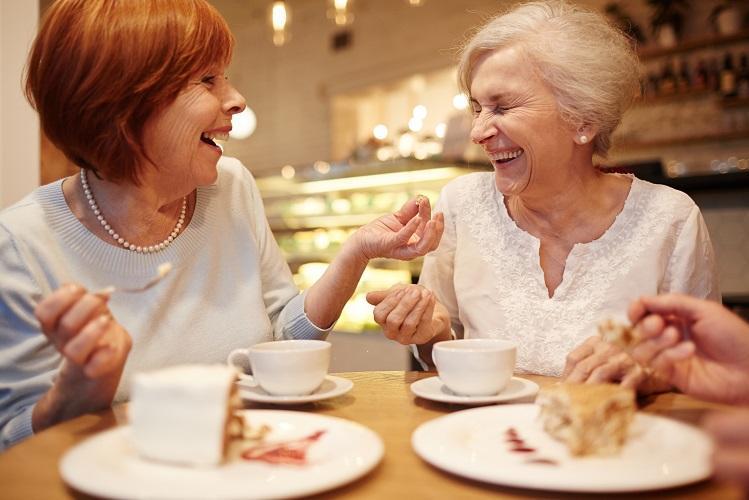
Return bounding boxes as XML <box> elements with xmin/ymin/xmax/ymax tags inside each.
<box><xmin>141</xmin><ymin>65</ymin><xmax>246</xmax><ymax>192</ymax></box>
<box><xmin>469</xmin><ymin>46</ymin><xmax>578</xmax><ymax>197</ymax></box>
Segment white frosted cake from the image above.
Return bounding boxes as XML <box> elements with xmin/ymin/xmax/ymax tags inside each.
<box><xmin>129</xmin><ymin>364</ymin><xmax>240</xmax><ymax>466</ymax></box>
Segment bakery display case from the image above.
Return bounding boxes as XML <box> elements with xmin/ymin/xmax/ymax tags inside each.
<box><xmin>255</xmin><ymin>158</ymin><xmax>489</xmax><ymax>333</ymax></box>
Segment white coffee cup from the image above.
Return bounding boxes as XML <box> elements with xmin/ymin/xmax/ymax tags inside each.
<box><xmin>227</xmin><ymin>340</ymin><xmax>331</xmax><ymax>396</ymax></box>
<box><xmin>433</xmin><ymin>338</ymin><xmax>516</xmax><ymax>396</ymax></box>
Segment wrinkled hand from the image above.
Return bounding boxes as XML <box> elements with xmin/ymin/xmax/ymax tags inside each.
<box><xmin>366</xmin><ymin>284</ymin><xmax>441</xmax><ymax>345</ymax></box>
<box><xmin>562</xmin><ymin>335</ymin><xmax>647</xmax><ymax>388</ymax></box>
<box><xmin>351</xmin><ymin>196</ymin><xmax>444</xmax><ymax>261</ymax></box>
<box><xmin>628</xmin><ymin>294</ymin><xmax>749</xmax><ymax>405</ymax></box>
<box><xmin>34</xmin><ymin>283</ymin><xmax>132</xmax><ymax>396</ymax></box>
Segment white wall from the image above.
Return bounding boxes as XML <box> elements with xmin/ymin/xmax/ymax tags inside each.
<box><xmin>0</xmin><ymin>0</ymin><xmax>39</xmax><ymax>209</ymax></box>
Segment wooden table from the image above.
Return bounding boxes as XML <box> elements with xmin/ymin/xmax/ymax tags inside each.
<box><xmin>0</xmin><ymin>371</ymin><xmax>742</xmax><ymax>499</ymax></box>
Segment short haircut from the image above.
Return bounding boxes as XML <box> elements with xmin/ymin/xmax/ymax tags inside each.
<box><xmin>25</xmin><ymin>0</ymin><xmax>234</xmax><ymax>184</ymax></box>
<box><xmin>457</xmin><ymin>0</ymin><xmax>640</xmax><ymax>157</ymax></box>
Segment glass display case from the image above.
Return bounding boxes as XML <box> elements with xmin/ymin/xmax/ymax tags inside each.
<box><xmin>255</xmin><ymin>158</ymin><xmax>490</xmax><ymax>333</ymax></box>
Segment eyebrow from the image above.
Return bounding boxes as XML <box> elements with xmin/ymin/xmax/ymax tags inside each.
<box><xmin>470</xmin><ymin>93</ymin><xmax>509</xmax><ymax>105</ymax></box>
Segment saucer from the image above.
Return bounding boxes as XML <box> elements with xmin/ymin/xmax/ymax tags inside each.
<box><xmin>410</xmin><ymin>376</ymin><xmax>539</xmax><ymax>405</ymax></box>
<box><xmin>237</xmin><ymin>375</ymin><xmax>353</xmax><ymax>404</ymax></box>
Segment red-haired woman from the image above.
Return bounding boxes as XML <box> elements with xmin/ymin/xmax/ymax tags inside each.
<box><xmin>0</xmin><ymin>0</ymin><xmax>443</xmax><ymax>450</ymax></box>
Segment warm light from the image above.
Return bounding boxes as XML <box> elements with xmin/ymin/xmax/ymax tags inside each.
<box><xmin>229</xmin><ymin>108</ymin><xmax>257</xmax><ymax>140</ymax></box>
<box><xmin>452</xmin><ymin>93</ymin><xmax>469</xmax><ymax>110</ymax></box>
<box><xmin>271</xmin><ymin>2</ymin><xmax>288</xmax><ymax>30</ymax></box>
<box><xmin>435</xmin><ymin>122</ymin><xmax>446</xmax><ymax>138</ymax></box>
<box><xmin>281</xmin><ymin>165</ymin><xmax>295</xmax><ymax>179</ymax></box>
<box><xmin>373</xmin><ymin>124</ymin><xmax>388</xmax><ymax>140</ymax></box>
<box><xmin>313</xmin><ymin>160</ymin><xmax>331</xmax><ymax>174</ymax></box>
<box><xmin>408</xmin><ymin>117</ymin><xmax>423</xmax><ymax>133</ymax></box>
<box><xmin>328</xmin><ymin>0</ymin><xmax>353</xmax><ymax>26</ymax></box>
<box><xmin>398</xmin><ymin>132</ymin><xmax>415</xmax><ymax>157</ymax></box>
<box><xmin>407</xmin><ymin>0</ymin><xmax>425</xmax><ymax>5</ymax></box>
<box><xmin>412</xmin><ymin>105</ymin><xmax>427</xmax><ymax>120</ymax></box>
<box><xmin>270</xmin><ymin>1</ymin><xmax>290</xmax><ymax>46</ymax></box>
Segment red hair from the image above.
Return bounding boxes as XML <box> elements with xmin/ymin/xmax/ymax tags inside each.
<box><xmin>25</xmin><ymin>0</ymin><xmax>234</xmax><ymax>184</ymax></box>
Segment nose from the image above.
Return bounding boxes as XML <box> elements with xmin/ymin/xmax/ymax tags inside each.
<box><xmin>223</xmin><ymin>82</ymin><xmax>246</xmax><ymax>116</ymax></box>
<box><xmin>470</xmin><ymin>112</ymin><xmax>497</xmax><ymax>144</ymax></box>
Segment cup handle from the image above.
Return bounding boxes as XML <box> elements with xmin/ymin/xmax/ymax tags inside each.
<box><xmin>227</xmin><ymin>348</ymin><xmax>252</xmax><ymax>375</ymax></box>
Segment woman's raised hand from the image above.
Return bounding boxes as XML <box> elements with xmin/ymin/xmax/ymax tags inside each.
<box><xmin>351</xmin><ymin>195</ymin><xmax>443</xmax><ymax>262</ymax></box>
<box><xmin>32</xmin><ymin>284</ymin><xmax>132</xmax><ymax>430</ymax></box>
<box><xmin>366</xmin><ymin>284</ymin><xmax>445</xmax><ymax>345</ymax></box>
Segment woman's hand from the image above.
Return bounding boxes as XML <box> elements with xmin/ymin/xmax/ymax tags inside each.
<box><xmin>704</xmin><ymin>410</ymin><xmax>749</xmax><ymax>493</ymax></box>
<box><xmin>628</xmin><ymin>294</ymin><xmax>749</xmax><ymax>405</ymax></box>
<box><xmin>32</xmin><ymin>284</ymin><xmax>132</xmax><ymax>431</ymax></box>
<box><xmin>562</xmin><ymin>335</ymin><xmax>645</xmax><ymax>386</ymax></box>
<box><xmin>366</xmin><ymin>284</ymin><xmax>446</xmax><ymax>345</ymax></box>
<box><xmin>350</xmin><ymin>196</ymin><xmax>444</xmax><ymax>262</ymax></box>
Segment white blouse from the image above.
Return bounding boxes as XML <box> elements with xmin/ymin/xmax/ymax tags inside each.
<box><xmin>418</xmin><ymin>172</ymin><xmax>719</xmax><ymax>376</ymax></box>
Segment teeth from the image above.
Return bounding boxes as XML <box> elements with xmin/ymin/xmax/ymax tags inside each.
<box><xmin>488</xmin><ymin>149</ymin><xmax>523</xmax><ymax>161</ymax></box>
<box><xmin>201</xmin><ymin>131</ymin><xmax>229</xmax><ymax>142</ymax></box>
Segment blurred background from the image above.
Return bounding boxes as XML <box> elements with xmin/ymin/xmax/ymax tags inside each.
<box><xmin>3</xmin><ymin>0</ymin><xmax>749</xmax><ymax>370</ymax></box>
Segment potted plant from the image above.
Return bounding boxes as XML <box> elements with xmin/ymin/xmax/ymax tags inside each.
<box><xmin>709</xmin><ymin>1</ymin><xmax>745</xmax><ymax>35</ymax></box>
<box><xmin>647</xmin><ymin>0</ymin><xmax>691</xmax><ymax>48</ymax></box>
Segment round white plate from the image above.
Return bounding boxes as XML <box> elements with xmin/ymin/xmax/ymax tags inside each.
<box><xmin>410</xmin><ymin>376</ymin><xmax>539</xmax><ymax>405</ymax></box>
<box><xmin>238</xmin><ymin>375</ymin><xmax>353</xmax><ymax>404</ymax></box>
<box><xmin>60</xmin><ymin>410</ymin><xmax>383</xmax><ymax>500</ymax></box>
<box><xmin>412</xmin><ymin>404</ymin><xmax>712</xmax><ymax>493</ymax></box>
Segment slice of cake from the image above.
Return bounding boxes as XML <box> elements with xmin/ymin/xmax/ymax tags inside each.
<box><xmin>537</xmin><ymin>383</ymin><xmax>636</xmax><ymax>456</ymax></box>
<box><xmin>129</xmin><ymin>364</ymin><xmax>241</xmax><ymax>466</ymax></box>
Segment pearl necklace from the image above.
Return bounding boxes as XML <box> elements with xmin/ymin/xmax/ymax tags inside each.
<box><xmin>80</xmin><ymin>168</ymin><xmax>187</xmax><ymax>253</ymax></box>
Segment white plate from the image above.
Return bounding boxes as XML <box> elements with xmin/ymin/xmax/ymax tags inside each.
<box><xmin>238</xmin><ymin>375</ymin><xmax>353</xmax><ymax>404</ymax></box>
<box><xmin>60</xmin><ymin>410</ymin><xmax>383</xmax><ymax>500</ymax></box>
<box><xmin>412</xmin><ymin>404</ymin><xmax>712</xmax><ymax>493</ymax></box>
<box><xmin>410</xmin><ymin>376</ymin><xmax>539</xmax><ymax>405</ymax></box>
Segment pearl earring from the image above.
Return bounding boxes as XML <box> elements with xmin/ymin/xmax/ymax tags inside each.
<box><xmin>579</xmin><ymin>135</ymin><xmax>589</xmax><ymax>144</ymax></box>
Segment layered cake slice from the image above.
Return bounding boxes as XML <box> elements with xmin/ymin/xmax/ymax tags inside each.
<box><xmin>129</xmin><ymin>364</ymin><xmax>241</xmax><ymax>466</ymax></box>
<box><xmin>537</xmin><ymin>383</ymin><xmax>636</xmax><ymax>456</ymax></box>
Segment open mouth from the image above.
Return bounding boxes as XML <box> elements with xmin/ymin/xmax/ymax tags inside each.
<box><xmin>488</xmin><ymin>148</ymin><xmax>524</xmax><ymax>164</ymax></box>
<box><xmin>200</xmin><ymin>131</ymin><xmax>229</xmax><ymax>148</ymax></box>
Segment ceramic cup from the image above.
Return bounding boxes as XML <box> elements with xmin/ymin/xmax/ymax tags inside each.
<box><xmin>227</xmin><ymin>339</ymin><xmax>331</xmax><ymax>396</ymax></box>
<box><xmin>433</xmin><ymin>338</ymin><xmax>516</xmax><ymax>396</ymax></box>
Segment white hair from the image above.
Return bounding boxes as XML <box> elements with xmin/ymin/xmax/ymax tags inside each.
<box><xmin>457</xmin><ymin>0</ymin><xmax>640</xmax><ymax>157</ymax></box>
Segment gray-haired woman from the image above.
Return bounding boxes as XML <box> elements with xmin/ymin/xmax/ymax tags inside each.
<box><xmin>367</xmin><ymin>0</ymin><xmax>718</xmax><ymax>391</ymax></box>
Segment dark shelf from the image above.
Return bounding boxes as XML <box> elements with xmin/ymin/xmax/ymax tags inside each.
<box><xmin>638</xmin><ymin>30</ymin><xmax>749</xmax><ymax>61</ymax></box>
<box><xmin>601</xmin><ymin>162</ymin><xmax>749</xmax><ymax>192</ymax></box>
<box><xmin>615</xmin><ymin>130</ymin><xmax>749</xmax><ymax>150</ymax></box>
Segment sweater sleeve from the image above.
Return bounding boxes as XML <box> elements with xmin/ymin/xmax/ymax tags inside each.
<box><xmin>239</xmin><ymin>165</ymin><xmax>331</xmax><ymax>341</ymax></box>
<box><xmin>662</xmin><ymin>205</ymin><xmax>720</xmax><ymax>302</ymax></box>
<box><xmin>0</xmin><ymin>225</ymin><xmax>59</xmax><ymax>451</ymax></box>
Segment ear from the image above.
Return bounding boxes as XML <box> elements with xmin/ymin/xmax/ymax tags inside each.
<box><xmin>573</xmin><ymin>124</ymin><xmax>598</xmax><ymax>145</ymax></box>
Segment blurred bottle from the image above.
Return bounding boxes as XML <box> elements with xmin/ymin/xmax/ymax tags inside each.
<box><xmin>737</xmin><ymin>53</ymin><xmax>749</xmax><ymax>99</ymax></box>
<box><xmin>659</xmin><ymin>60</ymin><xmax>677</xmax><ymax>95</ymax></box>
<box><xmin>693</xmin><ymin>58</ymin><xmax>708</xmax><ymax>91</ymax></box>
<box><xmin>643</xmin><ymin>71</ymin><xmax>659</xmax><ymax>99</ymax></box>
<box><xmin>676</xmin><ymin>59</ymin><xmax>691</xmax><ymax>94</ymax></box>
<box><xmin>720</xmin><ymin>52</ymin><xmax>737</xmax><ymax>98</ymax></box>
<box><xmin>707</xmin><ymin>58</ymin><xmax>721</xmax><ymax>92</ymax></box>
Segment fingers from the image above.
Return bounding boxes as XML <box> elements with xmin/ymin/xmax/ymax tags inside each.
<box><xmin>630</xmin><ymin>323</ymin><xmax>680</xmax><ymax>366</ymax></box>
<box><xmin>392</xmin><ymin>195</ymin><xmax>430</xmax><ymax>226</ymax></box>
<box><xmin>372</xmin><ymin>286</ymin><xmax>434</xmax><ymax>345</ymax></box>
<box><xmin>34</xmin><ymin>284</ymin><xmax>86</xmax><ymax>334</ymax></box>
<box><xmin>637</xmin><ymin>293</ymin><xmax>710</xmax><ymax>322</ymax></box>
<box><xmin>564</xmin><ymin>338</ymin><xmax>622</xmax><ymax>383</ymax></box>
<box><xmin>366</xmin><ymin>290</ymin><xmax>388</xmax><ymax>306</ymax></box>
<box><xmin>562</xmin><ymin>336</ymin><xmax>597</xmax><ymax>378</ymax></box>
<box><xmin>63</xmin><ymin>314</ymin><xmax>111</xmax><ymax>365</ymax></box>
<box><xmin>587</xmin><ymin>352</ymin><xmax>633</xmax><ymax>384</ymax></box>
<box><xmin>411</xmin><ymin>296</ymin><xmax>437</xmax><ymax>344</ymax></box>
<box><xmin>394</xmin><ymin>212</ymin><xmax>445</xmax><ymax>259</ymax></box>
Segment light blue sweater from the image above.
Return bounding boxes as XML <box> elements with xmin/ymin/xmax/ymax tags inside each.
<box><xmin>0</xmin><ymin>157</ymin><xmax>329</xmax><ymax>450</ymax></box>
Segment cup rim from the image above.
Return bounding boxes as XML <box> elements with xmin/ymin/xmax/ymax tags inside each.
<box><xmin>434</xmin><ymin>338</ymin><xmax>516</xmax><ymax>352</ymax></box>
<box><xmin>249</xmin><ymin>339</ymin><xmax>331</xmax><ymax>353</ymax></box>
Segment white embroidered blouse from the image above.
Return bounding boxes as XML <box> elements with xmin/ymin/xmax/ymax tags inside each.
<box><xmin>418</xmin><ymin>172</ymin><xmax>719</xmax><ymax>376</ymax></box>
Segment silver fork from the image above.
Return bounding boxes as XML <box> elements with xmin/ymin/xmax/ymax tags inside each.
<box><xmin>96</xmin><ymin>262</ymin><xmax>173</xmax><ymax>295</ymax></box>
